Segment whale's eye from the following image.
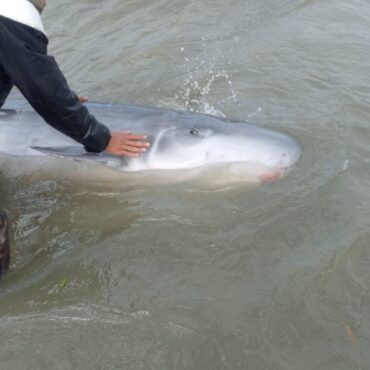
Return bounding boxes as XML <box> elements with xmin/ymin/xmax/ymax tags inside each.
<box><xmin>190</xmin><ymin>128</ymin><xmax>199</xmax><ymax>136</ymax></box>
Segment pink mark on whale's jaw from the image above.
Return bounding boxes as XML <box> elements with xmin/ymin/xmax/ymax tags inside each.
<box><xmin>260</xmin><ymin>168</ymin><xmax>285</xmax><ymax>183</ymax></box>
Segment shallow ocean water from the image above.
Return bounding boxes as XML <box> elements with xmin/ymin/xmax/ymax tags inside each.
<box><xmin>1</xmin><ymin>0</ymin><xmax>370</xmax><ymax>369</ymax></box>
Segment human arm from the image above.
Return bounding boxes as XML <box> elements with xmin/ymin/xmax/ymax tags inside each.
<box><xmin>7</xmin><ymin>46</ymin><xmax>112</xmax><ymax>153</ymax></box>
<box><xmin>78</xmin><ymin>96</ymin><xmax>149</xmax><ymax>157</ymax></box>
<box><xmin>0</xmin><ymin>17</ymin><xmax>148</xmax><ymax>154</ymax></box>
<box><xmin>15</xmin><ymin>51</ymin><xmax>149</xmax><ymax>155</ymax></box>
<box><xmin>0</xmin><ymin>65</ymin><xmax>12</xmax><ymax>108</ymax></box>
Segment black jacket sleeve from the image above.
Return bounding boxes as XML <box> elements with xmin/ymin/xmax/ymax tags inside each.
<box><xmin>0</xmin><ymin>16</ymin><xmax>111</xmax><ymax>153</ymax></box>
<box><xmin>0</xmin><ymin>64</ymin><xmax>12</xmax><ymax>108</ymax></box>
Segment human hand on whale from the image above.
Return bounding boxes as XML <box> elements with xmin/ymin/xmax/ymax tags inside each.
<box><xmin>79</xmin><ymin>96</ymin><xmax>150</xmax><ymax>157</ymax></box>
<box><xmin>105</xmin><ymin>132</ymin><xmax>150</xmax><ymax>158</ymax></box>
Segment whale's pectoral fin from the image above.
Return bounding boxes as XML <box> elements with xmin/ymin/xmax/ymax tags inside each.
<box><xmin>0</xmin><ymin>109</ymin><xmax>17</xmax><ymax>119</ymax></box>
<box><xmin>30</xmin><ymin>146</ymin><xmax>127</xmax><ymax>168</ymax></box>
<box><xmin>31</xmin><ymin>145</ymin><xmax>94</xmax><ymax>158</ymax></box>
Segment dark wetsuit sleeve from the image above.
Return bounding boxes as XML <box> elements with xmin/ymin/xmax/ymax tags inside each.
<box><xmin>0</xmin><ymin>16</ymin><xmax>111</xmax><ymax>153</ymax></box>
<box><xmin>0</xmin><ymin>64</ymin><xmax>12</xmax><ymax>108</ymax></box>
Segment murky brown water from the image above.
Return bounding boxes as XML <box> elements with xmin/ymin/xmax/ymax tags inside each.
<box><xmin>1</xmin><ymin>0</ymin><xmax>370</xmax><ymax>369</ymax></box>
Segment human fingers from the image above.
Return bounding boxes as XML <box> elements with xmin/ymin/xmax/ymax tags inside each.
<box><xmin>111</xmin><ymin>132</ymin><xmax>148</xmax><ymax>141</ymax></box>
<box><xmin>79</xmin><ymin>96</ymin><xmax>89</xmax><ymax>103</ymax></box>
<box><xmin>123</xmin><ymin>140</ymin><xmax>150</xmax><ymax>148</ymax></box>
<box><xmin>107</xmin><ymin>147</ymin><xmax>140</xmax><ymax>157</ymax></box>
<box><xmin>124</xmin><ymin>134</ymin><xmax>148</xmax><ymax>141</ymax></box>
<box><xmin>121</xmin><ymin>145</ymin><xmax>148</xmax><ymax>153</ymax></box>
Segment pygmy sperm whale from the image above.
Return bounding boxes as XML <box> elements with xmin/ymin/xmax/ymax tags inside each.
<box><xmin>0</xmin><ymin>102</ymin><xmax>301</xmax><ymax>183</ymax></box>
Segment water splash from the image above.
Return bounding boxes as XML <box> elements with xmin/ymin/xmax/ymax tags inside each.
<box><xmin>161</xmin><ymin>44</ymin><xmax>239</xmax><ymax>117</ymax></box>
<box><xmin>247</xmin><ymin>106</ymin><xmax>263</xmax><ymax>119</ymax></box>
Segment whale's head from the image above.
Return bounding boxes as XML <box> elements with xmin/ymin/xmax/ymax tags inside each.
<box><xmin>128</xmin><ymin>119</ymin><xmax>301</xmax><ymax>181</ymax></box>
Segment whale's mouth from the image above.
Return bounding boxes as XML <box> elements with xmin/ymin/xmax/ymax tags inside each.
<box><xmin>260</xmin><ymin>168</ymin><xmax>285</xmax><ymax>183</ymax></box>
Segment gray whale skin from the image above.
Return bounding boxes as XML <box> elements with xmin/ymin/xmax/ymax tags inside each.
<box><xmin>0</xmin><ymin>103</ymin><xmax>301</xmax><ymax>183</ymax></box>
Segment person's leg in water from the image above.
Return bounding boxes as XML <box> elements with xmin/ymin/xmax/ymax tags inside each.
<box><xmin>0</xmin><ymin>209</ymin><xmax>10</xmax><ymax>278</ymax></box>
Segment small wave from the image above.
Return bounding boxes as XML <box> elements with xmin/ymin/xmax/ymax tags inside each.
<box><xmin>0</xmin><ymin>305</ymin><xmax>151</xmax><ymax>327</ymax></box>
